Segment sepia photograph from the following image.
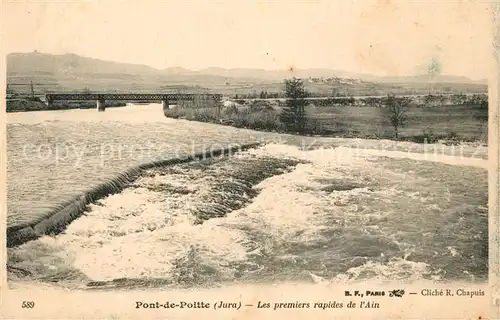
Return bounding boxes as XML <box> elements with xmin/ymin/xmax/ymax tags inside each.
<box><xmin>1</xmin><ymin>0</ymin><xmax>497</xmax><ymax>318</ymax></box>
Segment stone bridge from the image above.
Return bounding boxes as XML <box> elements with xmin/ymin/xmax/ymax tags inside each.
<box><xmin>45</xmin><ymin>93</ymin><xmax>222</xmax><ymax>112</ymax></box>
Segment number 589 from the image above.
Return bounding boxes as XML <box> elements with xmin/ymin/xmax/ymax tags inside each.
<box><xmin>22</xmin><ymin>301</ymin><xmax>35</xmax><ymax>308</ymax></box>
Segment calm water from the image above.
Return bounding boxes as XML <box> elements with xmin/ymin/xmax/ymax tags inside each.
<box><xmin>6</xmin><ymin>104</ymin><xmax>488</xmax><ymax>288</ymax></box>
<box><xmin>7</xmin><ymin>103</ymin><xmax>173</xmax><ymax>124</ymax></box>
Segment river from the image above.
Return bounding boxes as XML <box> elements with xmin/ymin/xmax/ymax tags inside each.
<box><xmin>6</xmin><ymin>103</ymin><xmax>488</xmax><ymax>289</ymax></box>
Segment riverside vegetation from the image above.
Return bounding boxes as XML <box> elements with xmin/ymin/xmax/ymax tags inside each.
<box><xmin>165</xmin><ymin>78</ymin><xmax>488</xmax><ymax>144</ymax></box>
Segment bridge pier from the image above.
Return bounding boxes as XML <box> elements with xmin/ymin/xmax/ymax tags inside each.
<box><xmin>97</xmin><ymin>99</ymin><xmax>106</xmax><ymax>112</ymax></box>
<box><xmin>162</xmin><ymin>99</ymin><xmax>169</xmax><ymax>115</ymax></box>
<box><xmin>46</xmin><ymin>98</ymin><xmax>54</xmax><ymax>109</ymax></box>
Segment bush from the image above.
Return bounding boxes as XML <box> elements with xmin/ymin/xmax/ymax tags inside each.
<box><xmin>247</xmin><ymin>100</ymin><xmax>274</xmax><ymax>112</ymax></box>
<box><xmin>193</xmin><ymin>108</ymin><xmax>218</xmax><ymax>122</ymax></box>
<box><xmin>408</xmin><ymin>130</ymin><xmax>440</xmax><ymax>144</ymax></box>
<box><xmin>222</xmin><ymin>104</ymin><xmax>239</xmax><ymax>116</ymax></box>
<box><xmin>467</xmin><ymin>94</ymin><xmax>488</xmax><ymax>109</ymax></box>
<box><xmin>408</xmin><ymin>130</ymin><xmax>461</xmax><ymax>145</ymax></box>
<box><xmin>246</xmin><ymin>110</ymin><xmax>281</xmax><ymax>130</ymax></box>
<box><xmin>451</xmin><ymin>94</ymin><xmax>467</xmax><ymax>105</ymax></box>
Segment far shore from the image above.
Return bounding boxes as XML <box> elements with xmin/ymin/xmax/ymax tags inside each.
<box><xmin>6</xmin><ymin>98</ymin><xmax>127</xmax><ymax>113</ymax></box>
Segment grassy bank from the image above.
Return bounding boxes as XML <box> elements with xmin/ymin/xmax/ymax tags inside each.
<box><xmin>165</xmin><ymin>95</ymin><xmax>488</xmax><ymax>144</ymax></box>
<box><xmin>6</xmin><ymin>98</ymin><xmax>127</xmax><ymax>112</ymax></box>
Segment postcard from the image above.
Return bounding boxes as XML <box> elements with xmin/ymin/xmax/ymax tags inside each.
<box><xmin>1</xmin><ymin>0</ymin><xmax>498</xmax><ymax>319</ymax></box>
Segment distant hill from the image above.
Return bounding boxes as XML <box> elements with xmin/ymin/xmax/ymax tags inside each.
<box><xmin>6</xmin><ymin>52</ymin><xmax>487</xmax><ymax>94</ymax></box>
<box><xmin>7</xmin><ymin>52</ymin><xmax>379</xmax><ymax>83</ymax></box>
<box><xmin>7</xmin><ymin>52</ymin><xmax>237</xmax><ymax>92</ymax></box>
<box><xmin>7</xmin><ymin>52</ymin><xmax>159</xmax><ymax>77</ymax></box>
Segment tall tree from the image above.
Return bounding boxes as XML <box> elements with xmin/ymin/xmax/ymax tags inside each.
<box><xmin>280</xmin><ymin>78</ymin><xmax>308</xmax><ymax>133</ymax></box>
<box><xmin>381</xmin><ymin>94</ymin><xmax>410</xmax><ymax>140</ymax></box>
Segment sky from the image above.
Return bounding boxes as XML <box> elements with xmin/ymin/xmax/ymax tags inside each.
<box><xmin>2</xmin><ymin>0</ymin><xmax>495</xmax><ymax>79</ymax></box>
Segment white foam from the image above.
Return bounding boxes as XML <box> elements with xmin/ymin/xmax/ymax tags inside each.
<box><xmin>9</xmin><ymin>143</ymin><xmax>485</xmax><ymax>283</ymax></box>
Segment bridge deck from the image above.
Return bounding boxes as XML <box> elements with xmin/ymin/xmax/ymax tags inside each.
<box><xmin>45</xmin><ymin>93</ymin><xmax>222</xmax><ymax>101</ymax></box>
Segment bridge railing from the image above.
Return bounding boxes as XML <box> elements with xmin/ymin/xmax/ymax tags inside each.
<box><xmin>45</xmin><ymin>93</ymin><xmax>222</xmax><ymax>101</ymax></box>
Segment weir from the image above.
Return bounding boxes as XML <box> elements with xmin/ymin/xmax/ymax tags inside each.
<box><xmin>6</xmin><ymin>142</ymin><xmax>263</xmax><ymax>248</ymax></box>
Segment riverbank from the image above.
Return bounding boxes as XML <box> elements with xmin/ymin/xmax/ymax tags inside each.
<box><xmin>6</xmin><ymin>98</ymin><xmax>127</xmax><ymax>112</ymax></box>
<box><xmin>165</xmin><ymin>97</ymin><xmax>488</xmax><ymax>144</ymax></box>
